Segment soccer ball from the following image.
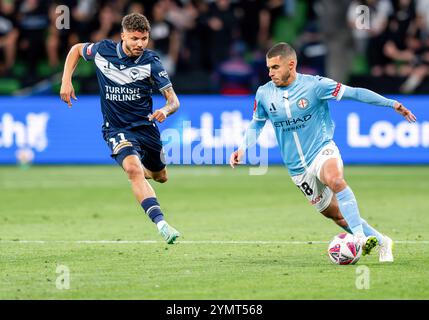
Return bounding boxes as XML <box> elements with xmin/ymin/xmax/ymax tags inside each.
<box><xmin>328</xmin><ymin>233</ymin><xmax>362</xmax><ymax>265</ymax></box>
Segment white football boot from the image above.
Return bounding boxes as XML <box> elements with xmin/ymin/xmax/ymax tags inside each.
<box><xmin>159</xmin><ymin>222</ymin><xmax>181</xmax><ymax>244</ymax></box>
<box><xmin>379</xmin><ymin>235</ymin><xmax>394</xmax><ymax>262</ymax></box>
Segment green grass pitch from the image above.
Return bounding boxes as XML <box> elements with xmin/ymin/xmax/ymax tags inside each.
<box><xmin>0</xmin><ymin>165</ymin><xmax>428</xmax><ymax>299</ymax></box>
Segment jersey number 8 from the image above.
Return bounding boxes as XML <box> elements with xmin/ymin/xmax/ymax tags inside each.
<box><xmin>299</xmin><ymin>182</ymin><xmax>314</xmax><ymax>196</ymax></box>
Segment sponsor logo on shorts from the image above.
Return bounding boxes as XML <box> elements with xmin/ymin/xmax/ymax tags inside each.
<box><xmin>310</xmin><ymin>193</ymin><xmax>323</xmax><ymax>205</ymax></box>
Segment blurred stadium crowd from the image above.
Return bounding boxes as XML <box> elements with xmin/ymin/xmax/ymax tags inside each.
<box><xmin>0</xmin><ymin>0</ymin><xmax>429</xmax><ymax>95</ymax></box>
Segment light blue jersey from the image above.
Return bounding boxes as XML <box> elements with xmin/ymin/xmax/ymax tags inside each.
<box><xmin>250</xmin><ymin>73</ymin><xmax>396</xmax><ymax>176</ymax></box>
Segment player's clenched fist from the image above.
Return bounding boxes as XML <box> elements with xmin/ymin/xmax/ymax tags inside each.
<box><xmin>230</xmin><ymin>149</ymin><xmax>244</xmax><ymax>168</ymax></box>
<box><xmin>60</xmin><ymin>81</ymin><xmax>77</xmax><ymax>108</ymax></box>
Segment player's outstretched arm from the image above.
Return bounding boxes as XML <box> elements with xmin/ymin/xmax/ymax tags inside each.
<box><xmin>60</xmin><ymin>43</ymin><xmax>84</xmax><ymax>108</ymax></box>
<box><xmin>342</xmin><ymin>86</ymin><xmax>417</xmax><ymax>123</ymax></box>
<box><xmin>230</xmin><ymin>118</ymin><xmax>266</xmax><ymax>168</ymax></box>
<box><xmin>149</xmin><ymin>87</ymin><xmax>180</xmax><ymax>123</ymax></box>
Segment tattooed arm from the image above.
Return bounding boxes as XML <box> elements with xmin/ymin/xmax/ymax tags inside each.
<box><xmin>149</xmin><ymin>87</ymin><xmax>180</xmax><ymax>123</ymax></box>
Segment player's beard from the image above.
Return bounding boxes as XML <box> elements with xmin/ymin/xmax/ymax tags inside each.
<box><xmin>282</xmin><ymin>70</ymin><xmax>291</xmax><ymax>85</ymax></box>
<box><xmin>125</xmin><ymin>42</ymin><xmax>143</xmax><ymax>58</ymax></box>
<box><xmin>273</xmin><ymin>70</ymin><xmax>291</xmax><ymax>87</ymax></box>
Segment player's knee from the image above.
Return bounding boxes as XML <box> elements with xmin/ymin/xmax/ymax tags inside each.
<box><xmin>123</xmin><ymin>163</ymin><xmax>144</xmax><ymax>180</ymax></box>
<box><xmin>328</xmin><ymin>177</ymin><xmax>347</xmax><ymax>193</ymax></box>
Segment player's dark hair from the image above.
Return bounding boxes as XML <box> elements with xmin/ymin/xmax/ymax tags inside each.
<box><xmin>121</xmin><ymin>13</ymin><xmax>151</xmax><ymax>33</ymax></box>
<box><xmin>266</xmin><ymin>42</ymin><xmax>297</xmax><ymax>60</ymax></box>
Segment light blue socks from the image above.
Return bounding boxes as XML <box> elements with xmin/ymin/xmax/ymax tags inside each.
<box><xmin>361</xmin><ymin>218</ymin><xmax>384</xmax><ymax>245</ymax></box>
<box><xmin>336</xmin><ymin>186</ymin><xmax>384</xmax><ymax>244</ymax></box>
<box><xmin>336</xmin><ymin>187</ymin><xmax>364</xmax><ymax>236</ymax></box>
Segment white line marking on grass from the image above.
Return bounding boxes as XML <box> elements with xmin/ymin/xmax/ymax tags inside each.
<box><xmin>0</xmin><ymin>240</ymin><xmax>428</xmax><ymax>244</ymax></box>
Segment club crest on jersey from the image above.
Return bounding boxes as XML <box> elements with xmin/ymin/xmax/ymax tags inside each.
<box><xmin>129</xmin><ymin>68</ymin><xmax>141</xmax><ymax>80</ymax></box>
<box><xmin>297</xmin><ymin>98</ymin><xmax>309</xmax><ymax>109</ymax></box>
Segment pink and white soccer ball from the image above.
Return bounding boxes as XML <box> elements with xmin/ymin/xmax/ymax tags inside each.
<box><xmin>328</xmin><ymin>233</ymin><xmax>362</xmax><ymax>265</ymax></box>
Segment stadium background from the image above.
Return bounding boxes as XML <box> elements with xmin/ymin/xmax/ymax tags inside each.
<box><xmin>0</xmin><ymin>0</ymin><xmax>429</xmax><ymax>300</ymax></box>
<box><xmin>0</xmin><ymin>0</ymin><xmax>428</xmax><ymax>165</ymax></box>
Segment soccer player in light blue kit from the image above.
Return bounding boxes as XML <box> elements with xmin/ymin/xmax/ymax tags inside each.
<box><xmin>230</xmin><ymin>43</ymin><xmax>417</xmax><ymax>262</ymax></box>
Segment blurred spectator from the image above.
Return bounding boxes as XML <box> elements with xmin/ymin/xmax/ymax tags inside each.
<box><xmin>204</xmin><ymin>0</ymin><xmax>238</xmax><ymax>71</ymax></box>
<box><xmin>90</xmin><ymin>4</ymin><xmax>121</xmax><ymax>43</ymax></box>
<box><xmin>148</xmin><ymin>0</ymin><xmax>180</xmax><ymax>76</ymax></box>
<box><xmin>317</xmin><ymin>0</ymin><xmax>354</xmax><ymax>83</ymax></box>
<box><xmin>164</xmin><ymin>0</ymin><xmax>196</xmax><ymax>32</ymax></box>
<box><xmin>348</xmin><ymin>0</ymin><xmax>393</xmax><ymax>58</ymax></box>
<box><xmin>216</xmin><ymin>41</ymin><xmax>254</xmax><ymax>94</ymax></box>
<box><xmin>295</xmin><ymin>21</ymin><xmax>326</xmax><ymax>76</ymax></box>
<box><xmin>180</xmin><ymin>0</ymin><xmax>210</xmax><ymax>71</ymax></box>
<box><xmin>349</xmin><ymin>0</ymin><xmax>395</xmax><ymax>79</ymax></box>
<box><xmin>382</xmin><ymin>0</ymin><xmax>429</xmax><ymax>92</ymax></box>
<box><xmin>265</xmin><ymin>0</ymin><xmax>286</xmax><ymax>38</ymax></box>
<box><xmin>381</xmin><ymin>0</ymin><xmax>416</xmax><ymax>73</ymax></box>
<box><xmin>287</xmin><ymin>1</ymin><xmax>326</xmax><ymax>76</ymax></box>
<box><xmin>110</xmin><ymin>0</ymin><xmax>131</xmax><ymax>16</ymax></box>
<box><xmin>0</xmin><ymin>0</ymin><xmax>19</xmax><ymax>75</ymax></box>
<box><xmin>2</xmin><ymin>0</ymin><xmax>427</xmax><ymax>95</ymax></box>
<box><xmin>126</xmin><ymin>1</ymin><xmax>145</xmax><ymax>15</ymax></box>
<box><xmin>416</xmin><ymin>0</ymin><xmax>429</xmax><ymax>34</ymax></box>
<box><xmin>46</xmin><ymin>1</ymin><xmax>79</xmax><ymax>68</ymax></box>
<box><xmin>16</xmin><ymin>0</ymin><xmax>50</xmax><ymax>81</ymax></box>
<box><xmin>233</xmin><ymin>0</ymin><xmax>271</xmax><ymax>52</ymax></box>
<box><xmin>72</xmin><ymin>0</ymin><xmax>98</xmax><ymax>42</ymax></box>
<box><xmin>229</xmin><ymin>0</ymin><xmax>275</xmax><ymax>88</ymax></box>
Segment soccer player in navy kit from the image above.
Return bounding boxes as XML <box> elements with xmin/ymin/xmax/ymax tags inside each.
<box><xmin>60</xmin><ymin>13</ymin><xmax>180</xmax><ymax>244</ymax></box>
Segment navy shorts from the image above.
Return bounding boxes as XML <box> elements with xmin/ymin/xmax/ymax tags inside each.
<box><xmin>102</xmin><ymin>124</ymin><xmax>166</xmax><ymax>172</ymax></box>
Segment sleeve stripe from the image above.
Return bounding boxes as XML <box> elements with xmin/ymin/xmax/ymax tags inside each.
<box><xmin>336</xmin><ymin>84</ymin><xmax>346</xmax><ymax>101</ymax></box>
<box><xmin>159</xmin><ymin>83</ymin><xmax>173</xmax><ymax>92</ymax></box>
<box><xmin>253</xmin><ymin>115</ymin><xmax>267</xmax><ymax>121</ymax></box>
<box><xmin>332</xmin><ymin>83</ymin><xmax>342</xmax><ymax>97</ymax></box>
<box><xmin>82</xmin><ymin>42</ymin><xmax>95</xmax><ymax>61</ymax></box>
<box><xmin>82</xmin><ymin>43</ymin><xmax>89</xmax><ymax>61</ymax></box>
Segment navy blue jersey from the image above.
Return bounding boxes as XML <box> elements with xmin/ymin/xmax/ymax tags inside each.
<box><xmin>82</xmin><ymin>40</ymin><xmax>172</xmax><ymax>129</ymax></box>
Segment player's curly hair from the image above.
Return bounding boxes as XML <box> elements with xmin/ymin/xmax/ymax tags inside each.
<box><xmin>121</xmin><ymin>13</ymin><xmax>151</xmax><ymax>33</ymax></box>
<box><xmin>267</xmin><ymin>42</ymin><xmax>297</xmax><ymax>60</ymax></box>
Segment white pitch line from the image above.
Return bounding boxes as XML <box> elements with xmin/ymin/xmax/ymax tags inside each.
<box><xmin>0</xmin><ymin>240</ymin><xmax>428</xmax><ymax>244</ymax></box>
